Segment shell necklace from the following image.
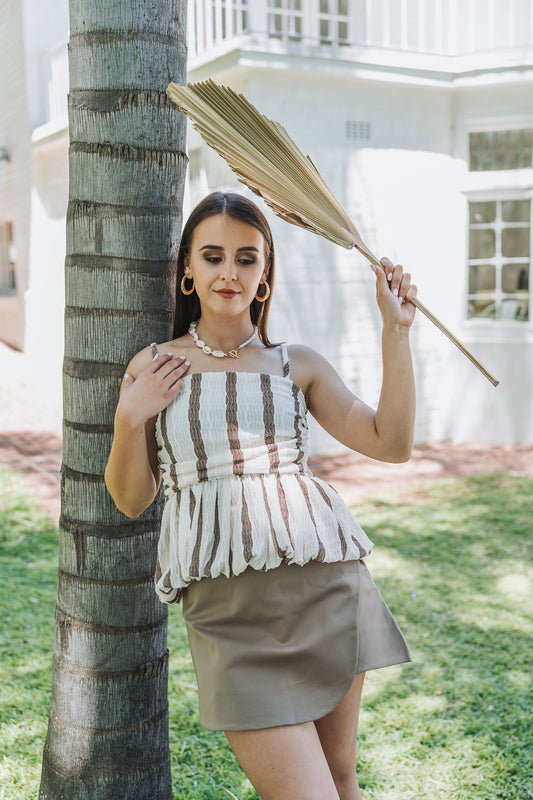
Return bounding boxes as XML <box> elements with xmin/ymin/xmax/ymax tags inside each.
<box><xmin>188</xmin><ymin>320</ymin><xmax>257</xmax><ymax>359</ymax></box>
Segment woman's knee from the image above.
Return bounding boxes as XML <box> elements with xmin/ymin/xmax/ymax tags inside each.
<box><xmin>330</xmin><ymin>764</ymin><xmax>362</xmax><ymax>800</ymax></box>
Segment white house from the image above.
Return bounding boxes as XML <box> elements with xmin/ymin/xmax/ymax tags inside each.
<box><xmin>0</xmin><ymin>0</ymin><xmax>68</xmax><ymax>376</ymax></box>
<box><xmin>1</xmin><ymin>0</ymin><xmax>532</xmax><ymax>449</ymax></box>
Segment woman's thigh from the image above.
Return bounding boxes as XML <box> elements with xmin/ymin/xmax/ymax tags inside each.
<box><xmin>225</xmin><ymin>721</ymin><xmax>340</xmax><ymax>800</ymax></box>
<box><xmin>314</xmin><ymin>671</ymin><xmax>366</xmax><ymax>785</ymax></box>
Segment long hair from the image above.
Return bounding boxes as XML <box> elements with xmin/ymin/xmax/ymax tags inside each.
<box><xmin>172</xmin><ymin>192</ymin><xmax>276</xmax><ymax>346</ymax></box>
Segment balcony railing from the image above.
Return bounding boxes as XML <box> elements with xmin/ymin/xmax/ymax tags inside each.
<box><xmin>188</xmin><ymin>0</ymin><xmax>533</xmax><ymax>61</ymax></box>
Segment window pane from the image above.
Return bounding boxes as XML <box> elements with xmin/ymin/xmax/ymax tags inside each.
<box><xmin>469</xmin><ymin>229</ymin><xmax>496</xmax><ymax>259</ymax></box>
<box><xmin>339</xmin><ymin>0</ymin><xmax>348</xmax><ymax>14</ymax></box>
<box><xmin>469</xmin><ymin>202</ymin><xmax>496</xmax><ymax>224</ymax></box>
<box><xmin>338</xmin><ymin>21</ymin><xmax>348</xmax><ymax>41</ymax></box>
<box><xmin>502</xmin><ymin>263</ymin><xmax>529</xmax><ymax>293</ymax></box>
<box><xmin>502</xmin><ymin>228</ymin><xmax>530</xmax><ymax>257</ymax></box>
<box><xmin>320</xmin><ymin>0</ymin><xmax>329</xmax><ymax>12</ymax></box>
<box><xmin>469</xmin><ymin>129</ymin><xmax>533</xmax><ymax>171</ymax></box>
<box><xmin>469</xmin><ymin>264</ymin><xmax>496</xmax><ymax>293</ymax></box>
<box><xmin>320</xmin><ymin>19</ymin><xmax>330</xmax><ymax>39</ymax></box>
<box><xmin>502</xmin><ymin>199</ymin><xmax>531</xmax><ymax>222</ymax></box>
<box><xmin>468</xmin><ymin>299</ymin><xmax>496</xmax><ymax>319</ymax></box>
<box><xmin>499</xmin><ymin>298</ymin><xmax>529</xmax><ymax>321</ymax></box>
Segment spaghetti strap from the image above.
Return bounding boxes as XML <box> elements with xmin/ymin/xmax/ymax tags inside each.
<box><xmin>150</xmin><ymin>342</ymin><xmax>159</xmax><ymax>360</ymax></box>
<box><xmin>280</xmin><ymin>343</ymin><xmax>290</xmax><ymax>378</ymax></box>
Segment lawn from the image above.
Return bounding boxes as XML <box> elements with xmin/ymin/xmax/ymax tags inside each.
<box><xmin>0</xmin><ymin>466</ymin><xmax>531</xmax><ymax>799</ymax></box>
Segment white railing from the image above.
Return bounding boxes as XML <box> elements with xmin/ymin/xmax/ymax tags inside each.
<box><xmin>37</xmin><ymin>38</ymin><xmax>69</xmax><ymax>129</ymax></box>
<box><xmin>188</xmin><ymin>0</ymin><xmax>533</xmax><ymax>60</ymax></box>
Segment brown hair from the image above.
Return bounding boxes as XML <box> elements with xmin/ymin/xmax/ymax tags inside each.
<box><xmin>172</xmin><ymin>192</ymin><xmax>276</xmax><ymax>345</ymax></box>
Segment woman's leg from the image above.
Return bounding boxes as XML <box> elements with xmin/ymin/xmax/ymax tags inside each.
<box><xmin>225</xmin><ymin>721</ymin><xmax>341</xmax><ymax>800</ymax></box>
<box><xmin>314</xmin><ymin>672</ymin><xmax>366</xmax><ymax>800</ymax></box>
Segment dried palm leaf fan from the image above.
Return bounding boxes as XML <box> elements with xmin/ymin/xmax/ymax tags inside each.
<box><xmin>167</xmin><ymin>79</ymin><xmax>499</xmax><ymax>387</ymax></box>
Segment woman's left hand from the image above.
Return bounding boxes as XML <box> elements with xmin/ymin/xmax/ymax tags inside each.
<box><xmin>372</xmin><ymin>257</ymin><xmax>417</xmax><ymax>328</ymax></box>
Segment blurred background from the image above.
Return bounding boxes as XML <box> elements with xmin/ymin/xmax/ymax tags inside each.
<box><xmin>1</xmin><ymin>0</ymin><xmax>532</xmax><ymax>452</ymax></box>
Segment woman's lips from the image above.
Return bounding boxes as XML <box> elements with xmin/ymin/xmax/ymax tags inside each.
<box><xmin>216</xmin><ymin>290</ymin><xmax>238</xmax><ymax>297</ymax></box>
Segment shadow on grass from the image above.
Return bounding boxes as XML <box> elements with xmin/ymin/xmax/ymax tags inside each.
<box><xmin>355</xmin><ymin>474</ymin><xmax>533</xmax><ymax>799</ymax></box>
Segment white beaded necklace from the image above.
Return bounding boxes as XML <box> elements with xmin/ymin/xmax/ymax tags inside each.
<box><xmin>188</xmin><ymin>320</ymin><xmax>258</xmax><ymax>359</ymax></box>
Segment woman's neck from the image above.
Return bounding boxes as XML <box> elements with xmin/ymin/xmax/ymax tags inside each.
<box><xmin>194</xmin><ymin>314</ymin><xmax>257</xmax><ymax>353</ymax></box>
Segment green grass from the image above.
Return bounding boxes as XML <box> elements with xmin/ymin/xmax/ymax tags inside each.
<box><xmin>1</xmin><ymin>467</ymin><xmax>531</xmax><ymax>799</ymax></box>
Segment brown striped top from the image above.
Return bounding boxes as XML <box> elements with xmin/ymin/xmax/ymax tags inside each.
<box><xmin>153</xmin><ymin>343</ymin><xmax>373</xmax><ymax>603</ymax></box>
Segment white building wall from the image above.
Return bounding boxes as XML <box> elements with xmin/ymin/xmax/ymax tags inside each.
<box><xmin>25</xmin><ymin>132</ymin><xmax>68</xmax><ymax>382</ymax></box>
<box><xmin>2</xmin><ymin>0</ymin><xmax>532</xmax><ymax>448</ymax></box>
<box><xmin>0</xmin><ymin>0</ymin><xmax>32</xmax><ymax>350</ymax></box>
<box><xmin>441</xmin><ymin>81</ymin><xmax>533</xmax><ymax>444</ymax></box>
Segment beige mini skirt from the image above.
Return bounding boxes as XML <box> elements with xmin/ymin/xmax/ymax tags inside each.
<box><xmin>181</xmin><ymin>559</ymin><xmax>411</xmax><ymax>731</ymax></box>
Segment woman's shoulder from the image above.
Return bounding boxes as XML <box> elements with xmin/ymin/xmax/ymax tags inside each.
<box><xmin>125</xmin><ymin>335</ymin><xmax>190</xmax><ymax>377</ymax></box>
<box><xmin>286</xmin><ymin>343</ymin><xmax>329</xmax><ymax>369</ymax></box>
<box><xmin>124</xmin><ymin>345</ymin><xmax>156</xmax><ymax>378</ymax></box>
<box><xmin>285</xmin><ymin>343</ymin><xmax>332</xmax><ymax>396</ymax></box>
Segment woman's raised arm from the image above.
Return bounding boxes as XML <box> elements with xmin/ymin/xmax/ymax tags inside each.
<box><xmin>292</xmin><ymin>258</ymin><xmax>417</xmax><ymax>463</ymax></box>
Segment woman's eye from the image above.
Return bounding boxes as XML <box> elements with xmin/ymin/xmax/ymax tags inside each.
<box><xmin>238</xmin><ymin>257</ymin><xmax>256</xmax><ymax>266</ymax></box>
<box><xmin>205</xmin><ymin>255</ymin><xmax>222</xmax><ymax>264</ymax></box>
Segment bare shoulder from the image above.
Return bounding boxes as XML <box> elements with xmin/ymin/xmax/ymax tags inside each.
<box><xmin>287</xmin><ymin>343</ymin><xmax>330</xmax><ymax>371</ymax></box>
<box><xmin>126</xmin><ymin>334</ymin><xmax>190</xmax><ymax>378</ymax></box>
<box><xmin>125</xmin><ymin>345</ymin><xmax>157</xmax><ymax>378</ymax></box>
<box><xmin>286</xmin><ymin>343</ymin><xmax>333</xmax><ymax>396</ymax></box>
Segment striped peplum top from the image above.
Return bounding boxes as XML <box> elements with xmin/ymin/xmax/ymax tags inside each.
<box><xmin>154</xmin><ymin>343</ymin><xmax>374</xmax><ymax>603</ymax></box>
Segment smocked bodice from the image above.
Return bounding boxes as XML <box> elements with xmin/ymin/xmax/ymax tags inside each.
<box><xmin>157</xmin><ymin>371</ymin><xmax>310</xmax><ymax>493</ymax></box>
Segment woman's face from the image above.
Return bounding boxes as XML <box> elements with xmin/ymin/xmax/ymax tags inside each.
<box><xmin>184</xmin><ymin>214</ymin><xmax>269</xmax><ymax>317</ymax></box>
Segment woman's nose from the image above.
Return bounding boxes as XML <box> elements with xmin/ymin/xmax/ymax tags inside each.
<box><xmin>219</xmin><ymin>259</ymin><xmax>237</xmax><ymax>281</ymax></box>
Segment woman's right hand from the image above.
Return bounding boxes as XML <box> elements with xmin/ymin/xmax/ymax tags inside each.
<box><xmin>116</xmin><ymin>352</ymin><xmax>190</xmax><ymax>428</ymax></box>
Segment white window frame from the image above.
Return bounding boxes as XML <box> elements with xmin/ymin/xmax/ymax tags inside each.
<box><xmin>461</xmin><ymin>119</ymin><xmax>533</xmax><ymax>341</ymax></box>
<box><xmin>466</xmin><ymin>193</ymin><xmax>531</xmax><ymax>324</ymax></box>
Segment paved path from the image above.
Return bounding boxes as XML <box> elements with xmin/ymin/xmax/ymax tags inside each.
<box><xmin>1</xmin><ymin>342</ymin><xmax>532</xmax><ymax>524</ymax></box>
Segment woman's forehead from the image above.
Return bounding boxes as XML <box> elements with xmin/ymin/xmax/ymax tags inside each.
<box><xmin>191</xmin><ymin>214</ymin><xmax>265</xmax><ymax>247</ymax></box>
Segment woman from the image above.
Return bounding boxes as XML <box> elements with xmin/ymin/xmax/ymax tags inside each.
<box><xmin>105</xmin><ymin>191</ymin><xmax>417</xmax><ymax>800</ymax></box>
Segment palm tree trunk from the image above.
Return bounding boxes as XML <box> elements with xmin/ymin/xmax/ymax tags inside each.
<box><xmin>39</xmin><ymin>2</ymin><xmax>187</xmax><ymax>798</ymax></box>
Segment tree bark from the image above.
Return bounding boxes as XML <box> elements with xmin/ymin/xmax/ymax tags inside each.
<box><xmin>39</xmin><ymin>2</ymin><xmax>187</xmax><ymax>798</ymax></box>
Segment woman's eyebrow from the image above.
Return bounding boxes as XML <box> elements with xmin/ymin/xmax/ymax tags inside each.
<box><xmin>199</xmin><ymin>245</ymin><xmax>260</xmax><ymax>252</ymax></box>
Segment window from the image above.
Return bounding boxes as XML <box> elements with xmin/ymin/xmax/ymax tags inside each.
<box><xmin>466</xmin><ymin>128</ymin><xmax>532</xmax><ymax>323</ymax></box>
<box><xmin>267</xmin><ymin>0</ymin><xmax>303</xmax><ymax>42</ymax></box>
<box><xmin>319</xmin><ymin>0</ymin><xmax>350</xmax><ymax>46</ymax></box>
<box><xmin>469</xmin><ymin>129</ymin><xmax>533</xmax><ymax>172</ymax></box>
<box><xmin>0</xmin><ymin>221</ymin><xmax>16</xmax><ymax>296</ymax></box>
<box><xmin>467</xmin><ymin>199</ymin><xmax>530</xmax><ymax>322</ymax></box>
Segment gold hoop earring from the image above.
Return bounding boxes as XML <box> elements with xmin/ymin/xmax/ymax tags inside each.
<box><xmin>255</xmin><ymin>281</ymin><xmax>270</xmax><ymax>303</ymax></box>
<box><xmin>181</xmin><ymin>275</ymin><xmax>195</xmax><ymax>296</ymax></box>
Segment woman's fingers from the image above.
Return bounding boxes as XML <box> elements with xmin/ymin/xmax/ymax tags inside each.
<box><xmin>380</xmin><ymin>258</ymin><xmax>416</xmax><ymax>304</ymax></box>
<box><xmin>151</xmin><ymin>352</ymin><xmax>190</xmax><ymax>382</ymax></box>
<box><xmin>404</xmin><ymin>282</ymin><xmax>417</xmax><ymax>304</ymax></box>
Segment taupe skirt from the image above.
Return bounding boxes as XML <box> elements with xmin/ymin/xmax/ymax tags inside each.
<box><xmin>181</xmin><ymin>559</ymin><xmax>411</xmax><ymax>731</ymax></box>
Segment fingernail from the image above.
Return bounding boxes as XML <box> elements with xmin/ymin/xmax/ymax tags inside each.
<box><xmin>387</xmin><ymin>272</ymin><xmax>393</xmax><ymax>281</ymax></box>
<box><xmin>184</xmin><ymin>360</ymin><xmax>190</xmax><ymax>366</ymax></box>
<box><xmin>370</xmin><ymin>264</ymin><xmax>377</xmax><ymax>274</ymax></box>
<box><xmin>393</xmin><ymin>287</ymin><xmax>399</xmax><ymax>296</ymax></box>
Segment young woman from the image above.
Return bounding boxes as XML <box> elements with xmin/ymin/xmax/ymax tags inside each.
<box><xmin>105</xmin><ymin>191</ymin><xmax>417</xmax><ymax>800</ymax></box>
